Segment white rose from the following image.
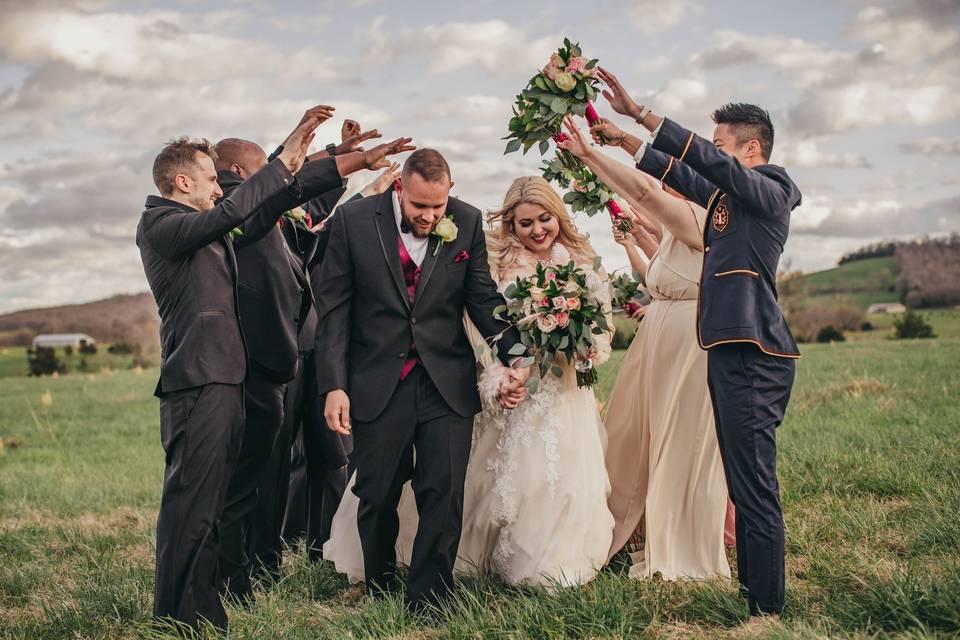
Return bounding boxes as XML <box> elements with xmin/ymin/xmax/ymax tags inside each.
<box><xmin>529</xmin><ymin>286</ymin><xmax>547</xmax><ymax>303</ymax></box>
<box><xmin>555</xmin><ymin>72</ymin><xmax>577</xmax><ymax>92</ymax></box>
<box><xmin>434</xmin><ymin>217</ymin><xmax>458</xmax><ymax>242</ymax></box>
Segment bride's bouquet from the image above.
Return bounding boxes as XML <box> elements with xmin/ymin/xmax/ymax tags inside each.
<box><xmin>496</xmin><ymin>259</ymin><xmax>611</xmax><ymax>389</ymax></box>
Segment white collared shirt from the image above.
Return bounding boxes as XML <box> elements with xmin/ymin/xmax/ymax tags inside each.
<box><xmin>633</xmin><ymin>120</ymin><xmax>665</xmax><ymax>164</ymax></box>
<box><xmin>393</xmin><ymin>189</ymin><xmax>429</xmax><ymax>266</ymax></box>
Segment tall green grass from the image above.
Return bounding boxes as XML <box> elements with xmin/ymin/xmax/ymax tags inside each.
<box><xmin>2</xmin><ymin>337</ymin><xmax>958</xmax><ymax>638</ymax></box>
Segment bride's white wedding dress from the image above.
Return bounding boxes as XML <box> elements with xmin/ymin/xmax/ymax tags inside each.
<box><xmin>323</xmin><ymin>242</ymin><xmax>615</xmax><ymax>587</ymax></box>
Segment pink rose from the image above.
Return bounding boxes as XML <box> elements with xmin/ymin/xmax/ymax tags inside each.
<box><xmin>544</xmin><ymin>271</ymin><xmax>558</xmax><ymax>282</ymax></box>
<box><xmin>565</xmin><ymin>56</ymin><xmax>587</xmax><ymax>75</ymax></box>
<box><xmin>537</xmin><ymin>314</ymin><xmax>558</xmax><ymax>333</ymax></box>
<box><xmin>542</xmin><ymin>52</ymin><xmax>563</xmax><ymax>81</ymax></box>
<box><xmin>566</xmin><ymin>297</ymin><xmax>581</xmax><ymax>311</ymax></box>
<box><xmin>572</xmin><ymin>180</ymin><xmax>588</xmax><ymax>193</ymax></box>
<box><xmin>554</xmin><ymin>311</ymin><xmax>570</xmax><ymax>328</ymax></box>
<box><xmin>551</xmin><ymin>296</ymin><xmax>567</xmax><ymax>309</ymax></box>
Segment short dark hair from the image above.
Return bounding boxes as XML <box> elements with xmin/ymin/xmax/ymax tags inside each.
<box><xmin>152</xmin><ymin>136</ymin><xmax>217</xmax><ymax>196</ymax></box>
<box><xmin>401</xmin><ymin>148</ymin><xmax>451</xmax><ymax>183</ymax></box>
<box><xmin>712</xmin><ymin>103</ymin><xmax>774</xmax><ymax>161</ymax></box>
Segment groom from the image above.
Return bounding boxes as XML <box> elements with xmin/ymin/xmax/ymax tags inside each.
<box><xmin>314</xmin><ymin>149</ymin><xmax>528</xmax><ymax>609</ymax></box>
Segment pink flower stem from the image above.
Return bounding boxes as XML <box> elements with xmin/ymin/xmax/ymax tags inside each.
<box><xmin>585</xmin><ymin>101</ymin><xmax>608</xmax><ymax>145</ymax></box>
<box><xmin>606</xmin><ymin>199</ymin><xmax>633</xmax><ymax>233</ymax></box>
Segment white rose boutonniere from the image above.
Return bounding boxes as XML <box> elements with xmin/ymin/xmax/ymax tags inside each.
<box><xmin>432</xmin><ymin>214</ymin><xmax>458</xmax><ymax>256</ymax></box>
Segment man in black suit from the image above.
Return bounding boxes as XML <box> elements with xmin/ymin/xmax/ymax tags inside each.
<box><xmin>210</xmin><ymin>125</ymin><xmax>412</xmax><ymax>602</ymax></box>
<box><xmin>281</xmin><ymin>161</ymin><xmax>399</xmax><ymax>557</ymax></box>
<box><xmin>137</xmin><ymin>112</ymin><xmax>321</xmax><ymax>631</ymax></box>
<box><xmin>314</xmin><ymin>149</ymin><xmax>529</xmax><ymax>611</ymax></box>
<box><xmin>588</xmin><ymin>68</ymin><xmax>801</xmax><ymax>624</ymax></box>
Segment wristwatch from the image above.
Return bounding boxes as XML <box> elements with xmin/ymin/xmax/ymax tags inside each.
<box><xmin>325</xmin><ymin>143</ymin><xmax>337</xmax><ymax>156</ymax></box>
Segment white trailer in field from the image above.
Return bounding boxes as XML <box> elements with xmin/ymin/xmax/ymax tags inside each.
<box><xmin>31</xmin><ymin>333</ymin><xmax>96</xmax><ymax>349</ymax></box>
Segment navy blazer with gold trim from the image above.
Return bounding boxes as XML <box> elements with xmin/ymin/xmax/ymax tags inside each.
<box><xmin>636</xmin><ymin>118</ymin><xmax>802</xmax><ymax>358</ymax></box>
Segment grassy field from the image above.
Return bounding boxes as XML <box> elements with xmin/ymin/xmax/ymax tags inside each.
<box><xmin>2</xmin><ymin>335</ymin><xmax>959</xmax><ymax>638</ymax></box>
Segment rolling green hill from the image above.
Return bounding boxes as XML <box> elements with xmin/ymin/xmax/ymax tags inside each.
<box><xmin>800</xmin><ymin>256</ymin><xmax>900</xmax><ymax>309</ymax></box>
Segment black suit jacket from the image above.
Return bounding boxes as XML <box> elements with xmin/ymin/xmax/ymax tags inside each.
<box><xmin>137</xmin><ymin>159</ymin><xmax>296</xmax><ymax>396</ymax></box>
<box><xmin>218</xmin><ymin>157</ymin><xmax>344</xmax><ymax>383</ymax></box>
<box><xmin>313</xmin><ymin>187</ymin><xmax>521</xmax><ymax>421</ymax></box>
<box><xmin>637</xmin><ymin>117</ymin><xmax>802</xmax><ymax>357</ymax></box>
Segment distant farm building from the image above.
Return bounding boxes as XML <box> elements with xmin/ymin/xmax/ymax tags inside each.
<box><xmin>867</xmin><ymin>303</ymin><xmax>907</xmax><ymax>314</ymax></box>
<box><xmin>31</xmin><ymin>333</ymin><xmax>96</xmax><ymax>349</ymax></box>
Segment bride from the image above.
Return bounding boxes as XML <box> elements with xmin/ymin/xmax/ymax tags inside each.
<box><xmin>324</xmin><ymin>176</ymin><xmax>615</xmax><ymax>587</ymax></box>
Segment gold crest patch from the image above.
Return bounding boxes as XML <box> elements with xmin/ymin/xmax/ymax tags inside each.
<box><xmin>713</xmin><ymin>202</ymin><xmax>729</xmax><ymax>233</ymax></box>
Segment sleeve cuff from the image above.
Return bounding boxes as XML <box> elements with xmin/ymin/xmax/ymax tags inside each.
<box><xmin>632</xmin><ymin>141</ymin><xmax>648</xmax><ymax>164</ymax></box>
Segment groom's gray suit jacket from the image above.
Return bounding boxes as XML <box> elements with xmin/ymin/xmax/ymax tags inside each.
<box><xmin>313</xmin><ymin>186</ymin><xmax>521</xmax><ymax>422</ymax></box>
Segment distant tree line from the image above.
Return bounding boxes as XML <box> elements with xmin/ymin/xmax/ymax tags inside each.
<box><xmin>837</xmin><ymin>235</ymin><xmax>960</xmax><ymax>309</ymax></box>
<box><xmin>838</xmin><ymin>241</ymin><xmax>897</xmax><ymax>265</ymax></box>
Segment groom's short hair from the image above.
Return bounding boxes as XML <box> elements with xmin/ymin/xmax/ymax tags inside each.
<box><xmin>402</xmin><ymin>148</ymin><xmax>451</xmax><ymax>183</ymax></box>
<box><xmin>153</xmin><ymin>136</ymin><xmax>218</xmax><ymax>196</ymax></box>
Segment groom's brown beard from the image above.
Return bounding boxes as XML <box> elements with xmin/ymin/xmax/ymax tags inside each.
<box><xmin>400</xmin><ymin>203</ymin><xmax>435</xmax><ymax>238</ymax></box>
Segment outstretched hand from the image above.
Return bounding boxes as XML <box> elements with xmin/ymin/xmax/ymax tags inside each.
<box><xmin>362</xmin><ymin>162</ymin><xmax>401</xmax><ymax>197</ymax></box>
<box><xmin>362</xmin><ymin>137</ymin><xmax>416</xmax><ymax>170</ymax></box>
<box><xmin>558</xmin><ymin>116</ymin><xmax>592</xmax><ymax>159</ymax></box>
<box><xmin>279</xmin><ymin>105</ymin><xmax>333</xmax><ymax>174</ymax></box>
<box><xmin>335</xmin><ymin>128</ymin><xmax>382</xmax><ymax>156</ymax></box>
<box><xmin>589</xmin><ymin>117</ymin><xmax>626</xmax><ymax>147</ymax></box>
<box><xmin>341</xmin><ymin>119</ymin><xmax>361</xmax><ymax>142</ymax></box>
<box><xmin>597</xmin><ymin>67</ymin><xmax>642</xmax><ymax>120</ymax></box>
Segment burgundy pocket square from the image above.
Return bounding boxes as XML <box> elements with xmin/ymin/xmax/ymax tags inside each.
<box><xmin>454</xmin><ymin>251</ymin><xmax>470</xmax><ymax>263</ymax></box>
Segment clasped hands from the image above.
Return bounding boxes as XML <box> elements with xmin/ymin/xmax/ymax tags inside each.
<box><xmin>498</xmin><ymin>363</ymin><xmax>531</xmax><ymax>409</ymax></box>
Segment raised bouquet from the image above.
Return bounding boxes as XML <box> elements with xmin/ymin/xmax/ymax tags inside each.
<box><xmin>541</xmin><ymin>158</ymin><xmax>633</xmax><ymax>234</ymax></box>
<box><xmin>496</xmin><ymin>258</ymin><xmax>611</xmax><ymax>389</ymax></box>
<box><xmin>609</xmin><ymin>272</ymin><xmax>643</xmax><ymax>316</ymax></box>
<box><xmin>502</xmin><ymin>38</ymin><xmax>603</xmax><ymax>165</ymax></box>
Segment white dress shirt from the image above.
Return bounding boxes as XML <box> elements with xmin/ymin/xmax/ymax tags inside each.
<box><xmin>393</xmin><ymin>189</ymin><xmax>429</xmax><ymax>266</ymax></box>
<box><xmin>632</xmin><ymin>120</ymin><xmax>665</xmax><ymax>164</ymax></box>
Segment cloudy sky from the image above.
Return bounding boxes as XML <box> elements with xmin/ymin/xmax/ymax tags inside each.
<box><xmin>0</xmin><ymin>0</ymin><xmax>958</xmax><ymax>312</ymax></box>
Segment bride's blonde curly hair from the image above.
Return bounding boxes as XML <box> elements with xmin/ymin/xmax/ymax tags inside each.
<box><xmin>486</xmin><ymin>176</ymin><xmax>596</xmax><ymax>281</ymax></box>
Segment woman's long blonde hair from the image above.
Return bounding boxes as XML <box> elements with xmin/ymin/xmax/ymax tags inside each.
<box><xmin>486</xmin><ymin>176</ymin><xmax>597</xmax><ymax>281</ymax></box>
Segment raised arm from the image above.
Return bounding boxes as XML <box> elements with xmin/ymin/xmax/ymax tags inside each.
<box><xmin>559</xmin><ymin>117</ymin><xmax>704</xmax><ymax>250</ymax></box>
<box><xmin>648</xmin><ymin>118</ymin><xmax>799</xmax><ymax>216</ymax></box>
<box><xmin>143</xmin><ymin>159</ymin><xmax>294</xmax><ymax>259</ymax></box>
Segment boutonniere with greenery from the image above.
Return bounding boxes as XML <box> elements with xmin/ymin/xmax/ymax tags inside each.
<box><xmin>228</xmin><ymin>227</ymin><xmax>243</xmax><ymax>241</ymax></box>
<box><xmin>283</xmin><ymin>206</ymin><xmax>308</xmax><ymax>225</ymax></box>
<box><xmin>431</xmin><ymin>214</ymin><xmax>458</xmax><ymax>256</ymax></box>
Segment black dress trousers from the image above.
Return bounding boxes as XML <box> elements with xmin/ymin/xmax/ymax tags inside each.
<box><xmin>218</xmin><ymin>367</ymin><xmax>285</xmax><ymax>600</ymax></box>
<box><xmin>154</xmin><ymin>383</ymin><xmax>243</xmax><ymax>630</ymax></box>
<box><xmin>707</xmin><ymin>342</ymin><xmax>795</xmax><ymax>615</ymax></box>
<box><xmin>350</xmin><ymin>366</ymin><xmax>473</xmax><ymax>609</ymax></box>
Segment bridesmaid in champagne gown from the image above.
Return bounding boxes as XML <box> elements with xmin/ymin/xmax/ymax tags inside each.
<box><xmin>557</xmin><ymin>118</ymin><xmax>730</xmax><ymax>581</ymax></box>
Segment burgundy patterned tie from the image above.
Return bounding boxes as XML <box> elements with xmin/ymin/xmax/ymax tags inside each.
<box><xmin>396</xmin><ymin>235</ymin><xmax>421</xmax><ymax>380</ymax></box>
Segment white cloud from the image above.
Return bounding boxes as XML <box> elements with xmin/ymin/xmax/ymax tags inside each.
<box><xmin>419</xmin><ymin>95</ymin><xmax>511</xmax><ymax>122</ymax></box>
<box><xmin>691</xmin><ymin>30</ymin><xmax>850</xmax><ymax>88</ymax></box>
<box><xmin>778</xmin><ymin>140</ymin><xmax>871</xmax><ymax>169</ymax></box>
<box><xmin>364</xmin><ymin>18</ymin><xmax>559</xmax><ymax>75</ymax></box>
<box><xmin>627</xmin><ymin>0</ymin><xmax>702</xmax><ymax>36</ymax></box>
<box><xmin>900</xmin><ymin>135</ymin><xmax>960</xmax><ymax>155</ymax></box>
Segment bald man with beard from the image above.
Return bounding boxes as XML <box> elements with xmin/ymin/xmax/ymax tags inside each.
<box><xmin>211</xmin><ymin>123</ymin><xmax>413</xmax><ymax>604</ymax></box>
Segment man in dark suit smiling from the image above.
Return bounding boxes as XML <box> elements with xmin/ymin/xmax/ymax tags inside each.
<box><xmin>137</xmin><ymin>111</ymin><xmax>321</xmax><ymax>632</ymax></box>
